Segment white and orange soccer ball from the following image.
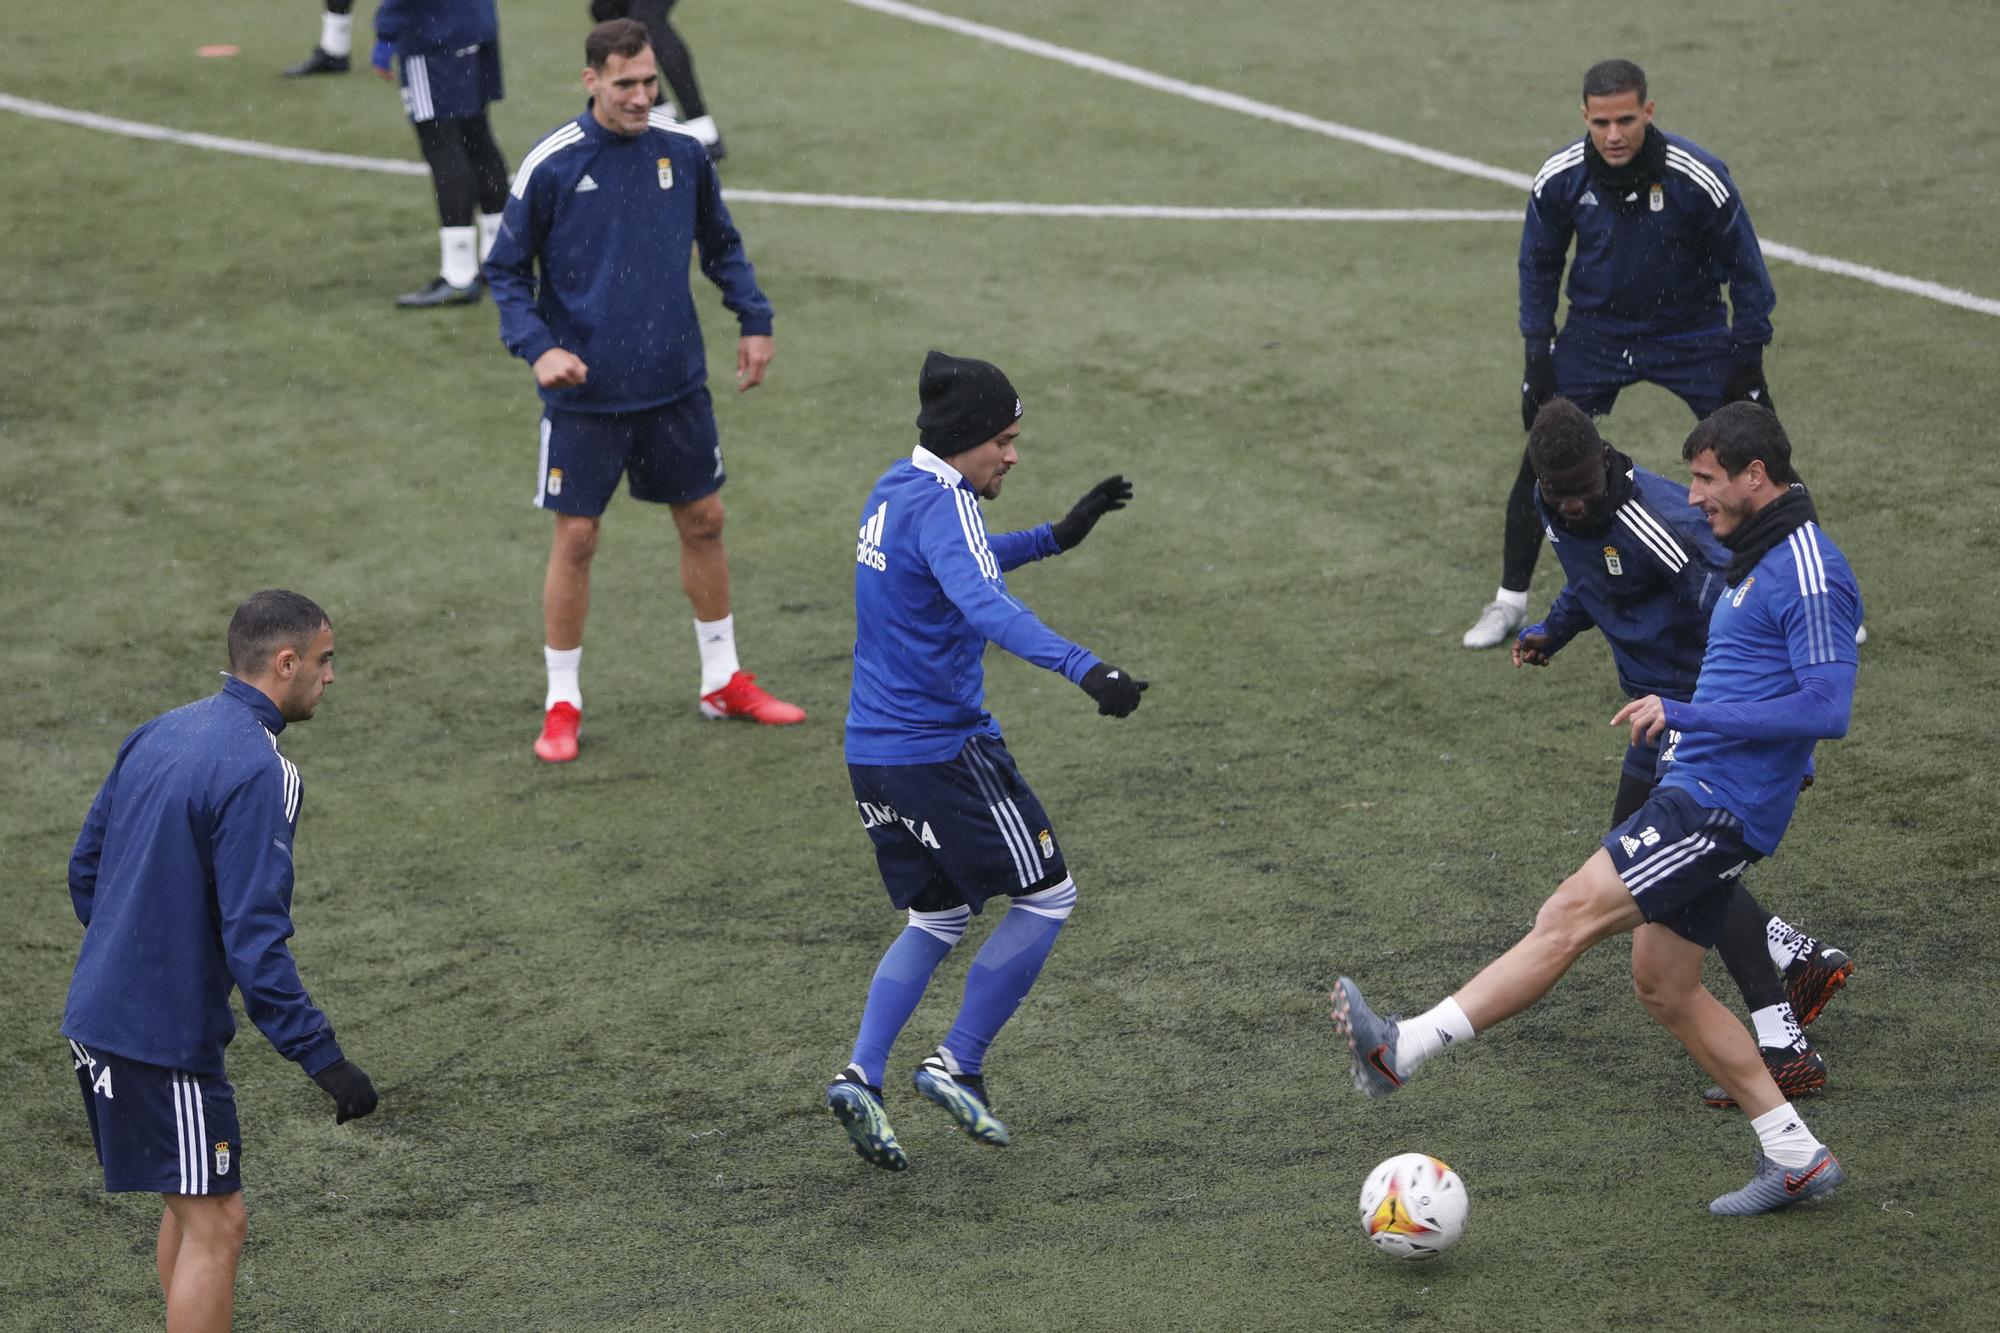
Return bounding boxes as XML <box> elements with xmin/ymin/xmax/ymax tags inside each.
<box><xmin>1358</xmin><ymin>1153</ymin><xmax>1469</xmax><ymax>1260</ymax></box>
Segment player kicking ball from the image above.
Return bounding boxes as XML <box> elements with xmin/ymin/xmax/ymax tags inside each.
<box><xmin>826</xmin><ymin>351</ymin><xmax>1147</xmax><ymax>1170</ymax></box>
<box><xmin>1334</xmin><ymin>403</ymin><xmax>1858</xmax><ymax>1215</ymax></box>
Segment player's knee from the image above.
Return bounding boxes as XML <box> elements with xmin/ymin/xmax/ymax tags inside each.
<box><xmin>1011</xmin><ymin>876</ymin><xmax>1077</xmax><ymax>922</ymax></box>
<box><xmin>1530</xmin><ymin>876</ymin><xmax>1606</xmax><ymax>955</ymax></box>
<box><xmin>174</xmin><ymin>1195</ymin><xmax>247</xmax><ymax>1253</ymax></box>
<box><xmin>674</xmin><ymin>496</ymin><xmax>725</xmax><ymax>544</ymax></box>
<box><xmin>1630</xmin><ymin>966</ymin><xmax>1694</xmax><ymax>1023</ymax></box>
<box><xmin>552</xmin><ymin>515</ymin><xmax>602</xmax><ymax>567</ymax></box>
<box><xmin>907</xmin><ymin>905</ymin><xmax>970</xmax><ymax>945</ymax></box>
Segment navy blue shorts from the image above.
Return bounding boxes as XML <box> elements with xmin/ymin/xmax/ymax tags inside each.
<box><xmin>1601</xmin><ymin>785</ymin><xmax>1761</xmax><ymax>947</ymax></box>
<box><xmin>1555</xmin><ymin>323</ymin><xmax>1733</xmax><ymax>420</ymax></box>
<box><xmin>70</xmin><ymin>1040</ymin><xmax>242</xmax><ymax>1195</ymax></box>
<box><xmin>534</xmin><ymin>391</ymin><xmax>724</xmax><ymax>515</ymax></box>
<box><xmin>849</xmin><ymin>733</ymin><xmax>1069</xmax><ymax>914</ymax></box>
<box><xmin>400</xmin><ymin>41</ymin><xmax>505</xmax><ymax>124</ymax></box>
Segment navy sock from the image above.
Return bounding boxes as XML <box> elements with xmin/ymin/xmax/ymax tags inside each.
<box><xmin>848</xmin><ymin>924</ymin><xmax>957</xmax><ymax>1087</ymax></box>
<box><xmin>942</xmin><ymin>894</ymin><xmax>1070</xmax><ymax>1075</ymax></box>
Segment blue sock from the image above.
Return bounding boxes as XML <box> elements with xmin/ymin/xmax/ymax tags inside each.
<box><xmin>848</xmin><ymin>926</ymin><xmax>956</xmax><ymax>1087</ymax></box>
<box><xmin>942</xmin><ymin>900</ymin><xmax>1068</xmax><ymax>1076</ymax></box>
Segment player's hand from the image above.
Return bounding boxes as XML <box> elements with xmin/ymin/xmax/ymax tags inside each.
<box><xmin>1512</xmin><ymin>626</ymin><xmax>1553</xmax><ymax>667</ymax></box>
<box><xmin>312</xmin><ymin>1058</ymin><xmax>379</xmax><ymax>1124</ymax></box>
<box><xmin>736</xmin><ymin>335</ymin><xmax>774</xmax><ymax>392</ymax></box>
<box><xmin>534</xmin><ymin>348</ymin><xmax>589</xmax><ymax>389</ymax></box>
<box><xmin>1612</xmin><ymin>694</ymin><xmax>1668</xmax><ymax>745</ymax></box>
<box><xmin>1521</xmin><ymin>338</ymin><xmax>1557</xmax><ymax>431</ymax></box>
<box><xmin>1050</xmin><ymin>475</ymin><xmax>1134</xmax><ymax>551</ymax></box>
<box><xmin>1080</xmin><ymin>663</ymin><xmax>1148</xmax><ymax>718</ymax></box>
<box><xmin>371</xmin><ymin>41</ymin><xmax>395</xmax><ymax>81</ymax></box>
<box><xmin>1721</xmin><ymin>358</ymin><xmax>1775</xmax><ymax>415</ymax></box>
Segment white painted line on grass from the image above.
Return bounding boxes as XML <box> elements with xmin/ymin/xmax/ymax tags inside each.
<box><xmin>848</xmin><ymin>0</ymin><xmax>2000</xmax><ymax>318</ymax></box>
<box><xmin>0</xmin><ymin>92</ymin><xmax>1510</xmax><ymax>224</ymax></box>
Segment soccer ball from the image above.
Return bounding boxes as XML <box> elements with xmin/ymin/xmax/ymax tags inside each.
<box><xmin>1358</xmin><ymin>1153</ymin><xmax>1469</xmax><ymax>1260</ymax></box>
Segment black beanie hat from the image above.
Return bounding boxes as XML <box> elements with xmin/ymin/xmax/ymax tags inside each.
<box><xmin>916</xmin><ymin>350</ymin><xmax>1022</xmax><ymax>457</ymax></box>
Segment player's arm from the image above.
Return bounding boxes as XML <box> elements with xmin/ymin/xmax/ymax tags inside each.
<box><xmin>1662</xmin><ymin>577</ymin><xmax>1861</xmax><ymax>740</ymax></box>
<box><xmin>1517</xmin><ymin>185</ymin><xmax>1573</xmax><ymax>425</ymax></box>
<box><xmin>369</xmin><ymin>0</ymin><xmax>408</xmax><ymax>77</ymax></box>
<box><xmin>1700</xmin><ymin>165</ymin><xmax>1778</xmax><ymax>405</ymax></box>
<box><xmin>485</xmin><ymin>172</ymin><xmax>581</xmax><ymax>385</ymax></box>
<box><xmin>1516</xmin><ymin>583</ymin><xmax>1594</xmax><ymax>667</ymax></box>
<box><xmin>987</xmin><ymin>524</ymin><xmax>1060</xmax><ymax>572</ymax></box>
<box><xmin>68</xmin><ymin>772</ymin><xmax>114</xmax><ymax>926</ymax></box>
<box><xmin>691</xmin><ymin>154</ymin><xmax>774</xmax><ymax>336</ymax></box>
<box><xmin>991</xmin><ymin>475</ymin><xmax>1136</xmax><ymax>571</ymax></box>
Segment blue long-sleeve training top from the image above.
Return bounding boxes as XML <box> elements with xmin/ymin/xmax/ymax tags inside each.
<box><xmin>373</xmin><ymin>0</ymin><xmax>497</xmax><ymax>56</ymax></box>
<box><xmin>1658</xmin><ymin>521</ymin><xmax>1863</xmax><ymax>854</ymax></box>
<box><xmin>1530</xmin><ymin>462</ymin><xmax>1729</xmax><ymax>702</ymax></box>
<box><xmin>845</xmin><ymin>447</ymin><xmax>1101</xmax><ymax>765</ymax></box>
<box><xmin>63</xmin><ymin>676</ymin><xmax>344</xmax><ymax>1079</ymax></box>
<box><xmin>486</xmin><ymin>105</ymin><xmax>773</xmax><ymax>415</ymax></box>
<box><xmin>1519</xmin><ymin>130</ymin><xmax>1775</xmax><ymax>354</ymax></box>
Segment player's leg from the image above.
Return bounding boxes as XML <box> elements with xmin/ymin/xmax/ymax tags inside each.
<box><xmin>157</xmin><ymin>1205</ymin><xmax>180</xmax><ymax>1299</ymax></box>
<box><xmin>400</xmin><ymin>116</ymin><xmax>484</xmax><ymax>307</ymax></box>
<box><xmin>161</xmin><ymin>1193</ymin><xmax>247</xmax><ymax>1333</ymax></box>
<box><xmin>1703</xmin><ymin>884</ymin><xmax>1825</xmax><ymax>1107</ymax></box>
<box><xmin>630</xmin><ymin>0</ymin><xmax>726</xmax><ymax>159</ymax></box>
<box><xmin>283</xmin><ymin>0</ymin><xmax>354</xmax><ymax>77</ymax></box>
<box><xmin>1333</xmin><ymin>849</ymin><xmax>1640</xmax><ymax>1096</ymax></box>
<box><xmin>533</xmin><ymin>410</ymin><xmax>626</xmax><ymax>761</ymax></box>
<box><xmin>631</xmin><ymin>392</ymin><xmax>803</xmax><ymax>721</ymax></box>
<box><xmin>458</xmin><ymin>113</ymin><xmax>510</xmax><ymax>267</ymax></box>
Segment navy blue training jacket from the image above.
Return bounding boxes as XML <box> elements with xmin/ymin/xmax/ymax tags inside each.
<box><xmin>486</xmin><ymin>105</ymin><xmax>774</xmax><ymax>414</ymax></box>
<box><xmin>372</xmin><ymin>0</ymin><xmax>497</xmax><ymax>57</ymax></box>
<box><xmin>1519</xmin><ymin>130</ymin><xmax>1775</xmax><ymax>354</ymax></box>
<box><xmin>64</xmin><ymin>677</ymin><xmax>344</xmax><ymax>1079</ymax></box>
<box><xmin>1530</xmin><ymin>462</ymin><xmax>1729</xmax><ymax>703</ymax></box>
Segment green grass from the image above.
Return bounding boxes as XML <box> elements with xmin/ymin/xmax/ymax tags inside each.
<box><xmin>3</xmin><ymin>1</ymin><xmax>1998</xmax><ymax>1327</ymax></box>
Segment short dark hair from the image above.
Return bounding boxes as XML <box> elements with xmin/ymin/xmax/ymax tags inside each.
<box><xmin>1583</xmin><ymin>59</ymin><xmax>1647</xmax><ymax>104</ymax></box>
<box><xmin>228</xmin><ymin>589</ymin><xmax>330</xmax><ymax>675</ymax></box>
<box><xmin>1682</xmin><ymin>402</ymin><xmax>1796</xmax><ymax>484</ymax></box>
<box><xmin>1527</xmin><ymin>397</ymin><xmax>1604</xmax><ymax>475</ymax></box>
<box><xmin>586</xmin><ymin>17</ymin><xmax>650</xmax><ymax>69</ymax></box>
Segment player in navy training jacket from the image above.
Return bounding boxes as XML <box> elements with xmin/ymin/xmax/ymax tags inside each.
<box><xmin>1464</xmin><ymin>57</ymin><xmax>1780</xmax><ymax>652</ymax></box>
<box><xmin>487</xmin><ymin>17</ymin><xmax>800</xmax><ymax>764</ymax></box>
<box><xmin>64</xmin><ymin>590</ymin><xmax>375</xmax><ymax>1330</ymax></box>
<box><xmin>824</xmin><ymin>351</ymin><xmax>1146</xmax><ymax>1171</ymax></box>
<box><xmin>1336</xmin><ymin>404</ymin><xmax>1858</xmax><ymax>1216</ymax></box>
<box><xmin>1512</xmin><ymin>398</ymin><xmax>1855</xmax><ymax>1106</ymax></box>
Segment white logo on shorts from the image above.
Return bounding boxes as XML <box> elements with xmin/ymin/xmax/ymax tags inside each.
<box><xmin>215</xmin><ymin>1142</ymin><xmax>232</xmax><ymax>1176</ymax></box>
<box><xmin>547</xmin><ymin>467</ymin><xmax>564</xmax><ymax>497</ymax></box>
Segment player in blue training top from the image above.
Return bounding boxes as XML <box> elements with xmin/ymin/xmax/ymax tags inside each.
<box><xmin>368</xmin><ymin>0</ymin><xmax>512</xmax><ymax>307</ymax></box>
<box><xmin>64</xmin><ymin>590</ymin><xmax>377</xmax><ymax>1330</ymax></box>
<box><xmin>1512</xmin><ymin>398</ymin><xmax>1854</xmax><ymax>1106</ymax></box>
<box><xmin>1337</xmin><ymin>403</ymin><xmax>1861</xmax><ymax>1215</ymax></box>
<box><xmin>487</xmin><ymin>17</ymin><xmax>802</xmax><ymax>764</ymax></box>
<box><xmin>825</xmin><ymin>350</ymin><xmax>1147</xmax><ymax>1171</ymax></box>
<box><xmin>1465</xmin><ymin>58</ymin><xmax>1780</xmax><ymax>650</ymax></box>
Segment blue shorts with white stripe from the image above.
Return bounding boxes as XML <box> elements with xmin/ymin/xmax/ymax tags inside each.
<box><xmin>400</xmin><ymin>40</ymin><xmax>505</xmax><ymax>125</ymax></box>
<box><xmin>849</xmin><ymin>733</ymin><xmax>1069</xmax><ymax>913</ymax></box>
<box><xmin>1601</xmin><ymin>785</ymin><xmax>1762</xmax><ymax>947</ymax></box>
<box><xmin>70</xmin><ymin>1040</ymin><xmax>243</xmax><ymax>1196</ymax></box>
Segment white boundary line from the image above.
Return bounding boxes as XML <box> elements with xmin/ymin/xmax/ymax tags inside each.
<box><xmin>0</xmin><ymin>92</ymin><xmax>1510</xmax><ymax>224</ymax></box>
<box><xmin>848</xmin><ymin>0</ymin><xmax>2000</xmax><ymax>318</ymax></box>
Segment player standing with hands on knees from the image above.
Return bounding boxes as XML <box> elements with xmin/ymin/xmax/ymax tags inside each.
<box><xmin>487</xmin><ymin>18</ymin><xmax>801</xmax><ymax>763</ymax></box>
<box><xmin>1338</xmin><ymin>404</ymin><xmax>1861</xmax><ymax>1215</ymax></box>
<box><xmin>826</xmin><ymin>351</ymin><xmax>1147</xmax><ymax>1171</ymax></box>
<box><xmin>63</xmin><ymin>590</ymin><xmax>376</xmax><ymax>1333</ymax></box>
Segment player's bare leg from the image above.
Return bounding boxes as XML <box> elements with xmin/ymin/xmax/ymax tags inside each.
<box><xmin>160</xmin><ymin>1193</ymin><xmax>245</xmax><ymax>1333</ymax></box>
<box><xmin>1453</xmin><ymin>850</ymin><xmax>1642</xmax><ymax>1028</ymax></box>
<box><xmin>156</xmin><ymin>1205</ymin><xmax>180</xmax><ymax>1300</ymax></box>
<box><xmin>669</xmin><ymin>494</ymin><xmax>730</xmax><ymax>622</ymax></box>
<box><xmin>1631</xmin><ymin>923</ymin><xmax>1784</xmax><ymax>1118</ymax></box>
<box><xmin>544</xmin><ymin>514</ymin><xmax>601</xmax><ymax>651</ymax></box>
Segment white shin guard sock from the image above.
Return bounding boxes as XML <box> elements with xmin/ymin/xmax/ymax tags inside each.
<box><xmin>1750</xmin><ymin>1102</ymin><xmax>1824</xmax><ymax>1169</ymax></box>
<box><xmin>439</xmin><ymin>226</ymin><xmax>479</xmax><ymax>288</ymax></box>
<box><xmin>694</xmin><ymin>614</ymin><xmax>740</xmax><ymax>695</ymax></box>
<box><xmin>544</xmin><ymin>645</ymin><xmax>582</xmax><ymax>711</ymax></box>
<box><xmin>1394</xmin><ymin>997</ymin><xmax>1475</xmax><ymax>1080</ymax></box>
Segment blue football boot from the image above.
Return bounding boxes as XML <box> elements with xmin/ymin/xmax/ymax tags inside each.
<box><xmin>1331</xmin><ymin>977</ymin><xmax>1404</xmax><ymax>1098</ymax></box>
<box><xmin>826</xmin><ymin>1066</ymin><xmax>908</xmax><ymax>1171</ymax></box>
<box><xmin>913</xmin><ymin>1050</ymin><xmax>1009</xmax><ymax>1147</ymax></box>
<box><xmin>1709</xmin><ymin>1147</ymin><xmax>1844</xmax><ymax>1215</ymax></box>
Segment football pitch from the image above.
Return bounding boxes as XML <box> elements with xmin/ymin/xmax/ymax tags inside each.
<box><xmin>4</xmin><ymin>0</ymin><xmax>1998</xmax><ymax>1327</ymax></box>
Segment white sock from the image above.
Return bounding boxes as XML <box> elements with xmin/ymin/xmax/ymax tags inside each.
<box><xmin>683</xmin><ymin>114</ymin><xmax>721</xmax><ymax>146</ymax></box>
<box><xmin>321</xmin><ymin>13</ymin><xmax>354</xmax><ymax>58</ymax></box>
<box><xmin>477</xmin><ymin>212</ymin><xmax>503</xmax><ymax>262</ymax></box>
<box><xmin>1493</xmin><ymin>587</ymin><xmax>1529</xmax><ymax>613</ymax></box>
<box><xmin>1750</xmin><ymin>1003</ymin><xmax>1803</xmax><ymax>1052</ymax></box>
<box><xmin>544</xmin><ymin>645</ymin><xmax>582</xmax><ymax>711</ymax></box>
<box><xmin>1764</xmin><ymin>916</ymin><xmax>1807</xmax><ymax>971</ymax></box>
<box><xmin>1394</xmin><ymin>996</ymin><xmax>1475</xmax><ymax>1080</ymax></box>
<box><xmin>695</xmin><ymin>615</ymin><xmax>740</xmax><ymax>695</ymax></box>
<box><xmin>439</xmin><ymin>226</ymin><xmax>479</xmax><ymax>288</ymax></box>
<box><xmin>1750</xmin><ymin>1102</ymin><xmax>1824</xmax><ymax>1170</ymax></box>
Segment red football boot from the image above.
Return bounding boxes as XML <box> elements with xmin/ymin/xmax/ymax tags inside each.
<box><xmin>534</xmin><ymin>702</ymin><xmax>581</xmax><ymax>762</ymax></box>
<box><xmin>698</xmin><ymin>671</ymin><xmax>805</xmax><ymax>725</ymax></box>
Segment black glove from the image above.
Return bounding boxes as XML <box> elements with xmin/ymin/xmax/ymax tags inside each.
<box><xmin>1049</xmin><ymin>475</ymin><xmax>1134</xmax><ymax>552</ymax></box>
<box><xmin>1521</xmin><ymin>338</ymin><xmax>1557</xmax><ymax>431</ymax></box>
<box><xmin>312</xmin><ymin>1058</ymin><xmax>378</xmax><ymax>1124</ymax></box>
<box><xmin>1080</xmin><ymin>662</ymin><xmax>1148</xmax><ymax>717</ymax></box>
<box><xmin>1721</xmin><ymin>358</ymin><xmax>1775</xmax><ymax>415</ymax></box>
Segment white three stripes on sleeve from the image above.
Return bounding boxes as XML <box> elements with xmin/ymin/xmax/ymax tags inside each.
<box><xmin>952</xmin><ymin>490</ymin><xmax>1000</xmax><ymax>580</ymax></box>
<box><xmin>1664</xmin><ymin>146</ymin><xmax>1729</xmax><ymax>207</ymax></box>
<box><xmin>1532</xmin><ymin>144</ymin><xmax>1584</xmax><ymax>197</ymax></box>
<box><xmin>1617</xmin><ymin>501</ymin><xmax>1690</xmax><ymax>572</ymax></box>
<box><xmin>1788</xmin><ymin>522</ymin><xmax>1839</xmax><ymax>663</ymax></box>
<box><xmin>511</xmin><ymin>124</ymin><xmax>586</xmax><ymax>199</ymax></box>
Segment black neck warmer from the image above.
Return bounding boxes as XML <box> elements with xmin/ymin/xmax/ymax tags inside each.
<box><xmin>1721</xmin><ymin>483</ymin><xmax>1818</xmax><ymax>585</ymax></box>
<box><xmin>1585</xmin><ymin>127</ymin><xmax>1668</xmax><ymax>211</ymax></box>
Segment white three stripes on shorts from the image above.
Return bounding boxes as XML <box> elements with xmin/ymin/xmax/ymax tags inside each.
<box><xmin>174</xmin><ymin>1071</ymin><xmax>213</xmax><ymax>1194</ymax></box>
<box><xmin>1622</xmin><ymin>805</ymin><xmax>1732</xmax><ymax>894</ymax></box>
<box><xmin>962</xmin><ymin>739</ymin><xmax>1042</xmax><ymax>888</ymax></box>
